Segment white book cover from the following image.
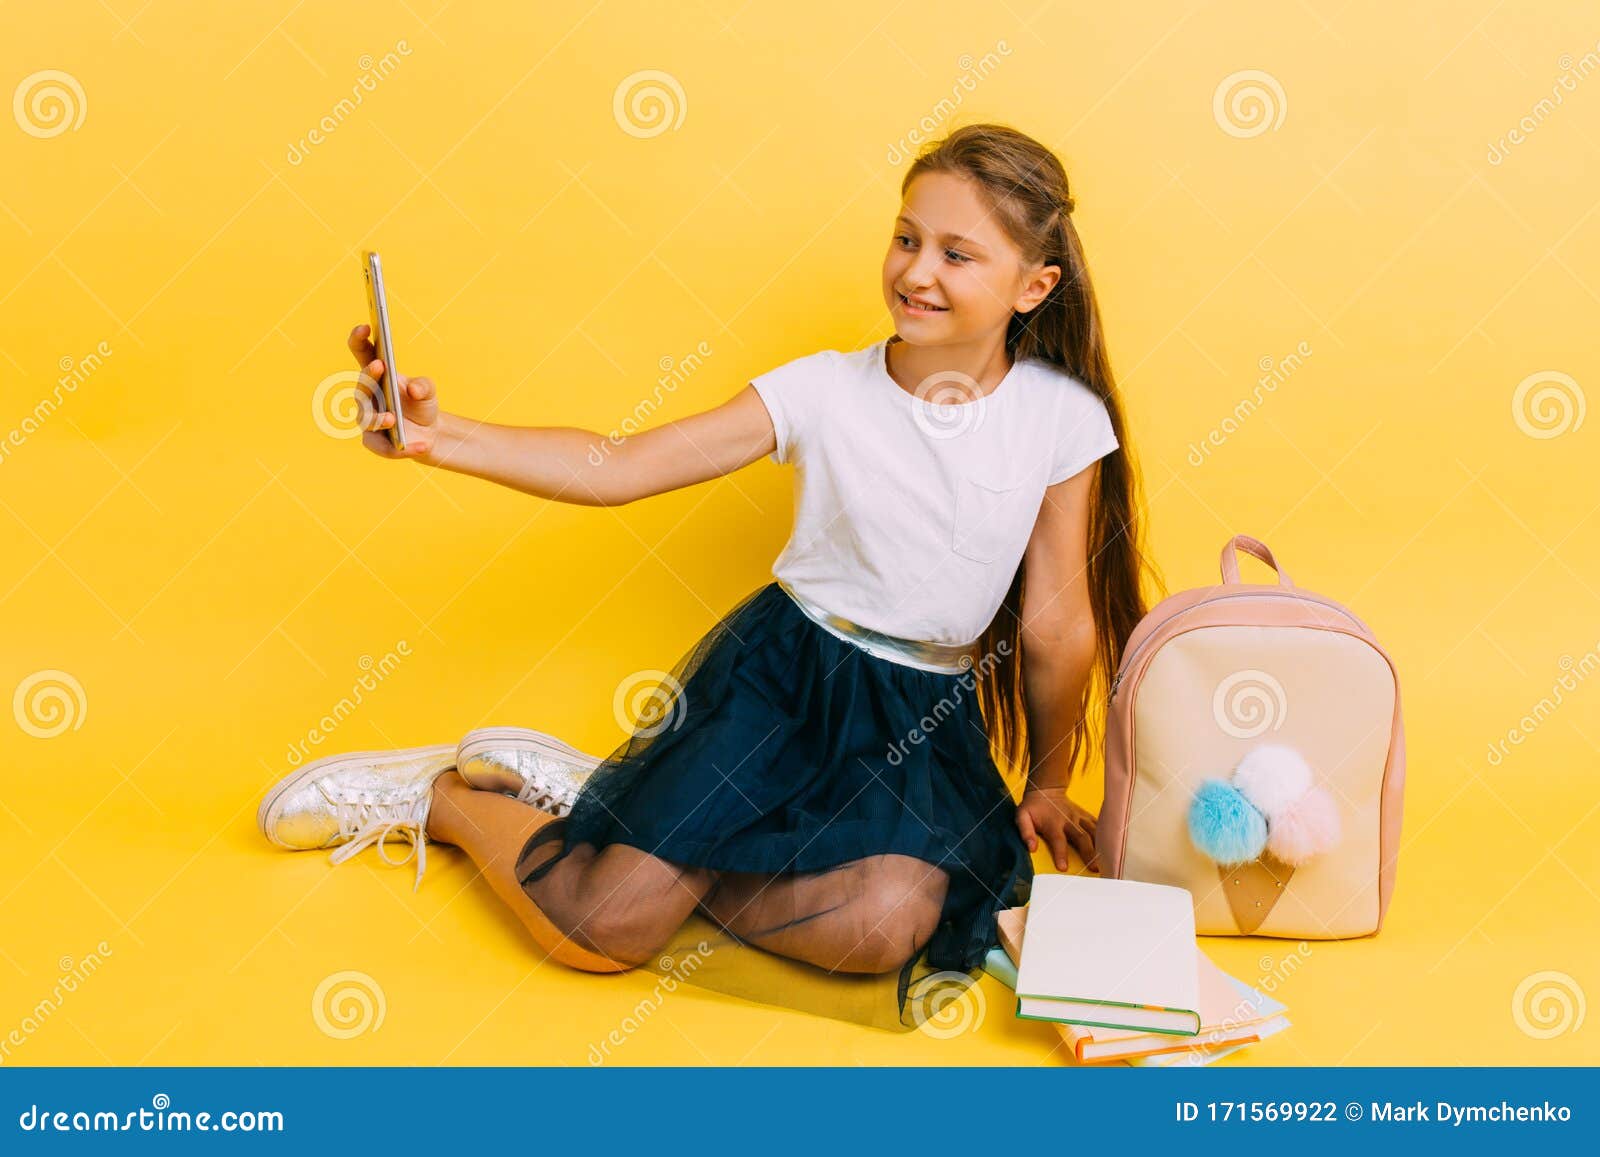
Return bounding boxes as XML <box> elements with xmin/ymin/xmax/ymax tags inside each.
<box><xmin>1013</xmin><ymin>874</ymin><xmax>1201</xmax><ymax>1035</ymax></box>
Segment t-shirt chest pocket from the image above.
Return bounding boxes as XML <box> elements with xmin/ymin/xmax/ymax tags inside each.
<box><xmin>951</xmin><ymin>471</ymin><xmax>1030</xmax><ymax>564</ymax></box>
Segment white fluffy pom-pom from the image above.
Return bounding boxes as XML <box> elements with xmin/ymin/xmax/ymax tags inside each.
<box><xmin>1231</xmin><ymin>743</ymin><xmax>1314</xmax><ymax>819</ymax></box>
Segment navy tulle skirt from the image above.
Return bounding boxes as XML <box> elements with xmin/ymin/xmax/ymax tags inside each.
<box><xmin>561</xmin><ymin>580</ymin><xmax>1034</xmax><ymax>984</ymax></box>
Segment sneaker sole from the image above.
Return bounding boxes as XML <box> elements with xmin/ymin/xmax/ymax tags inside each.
<box><xmin>455</xmin><ymin>726</ymin><xmax>604</xmax><ymax>791</ymax></box>
<box><xmin>256</xmin><ymin>743</ymin><xmax>456</xmax><ymax>848</ymax></box>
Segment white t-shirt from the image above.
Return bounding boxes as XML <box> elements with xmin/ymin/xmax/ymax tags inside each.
<box><xmin>749</xmin><ymin>336</ymin><xmax>1120</xmax><ymax>646</ymax></box>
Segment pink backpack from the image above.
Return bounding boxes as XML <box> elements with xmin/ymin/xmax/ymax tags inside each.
<box><xmin>1098</xmin><ymin>535</ymin><xmax>1405</xmax><ymax>938</ymax></box>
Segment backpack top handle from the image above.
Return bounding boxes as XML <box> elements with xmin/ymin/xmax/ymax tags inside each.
<box><xmin>1219</xmin><ymin>534</ymin><xmax>1294</xmax><ymax>587</ymax></box>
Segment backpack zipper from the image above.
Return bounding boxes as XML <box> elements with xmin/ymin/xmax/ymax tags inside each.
<box><xmin>1108</xmin><ymin>590</ymin><xmax>1370</xmax><ymax>703</ymax></box>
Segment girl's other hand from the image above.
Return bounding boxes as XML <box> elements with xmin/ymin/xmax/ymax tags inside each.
<box><xmin>346</xmin><ymin>323</ymin><xmax>439</xmax><ymax>460</ymax></box>
<box><xmin>1015</xmin><ymin>787</ymin><xmax>1100</xmax><ymax>873</ymax></box>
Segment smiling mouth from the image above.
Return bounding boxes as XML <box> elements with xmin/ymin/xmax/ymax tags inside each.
<box><xmin>898</xmin><ymin>293</ymin><xmax>948</xmax><ymax>312</ymax></box>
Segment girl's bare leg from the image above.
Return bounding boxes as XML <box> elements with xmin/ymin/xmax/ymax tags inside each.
<box><xmin>697</xmin><ymin>855</ymin><xmax>950</xmax><ymax>975</ymax></box>
<box><xmin>423</xmin><ymin>771</ymin><xmax>719</xmax><ymax>969</ymax></box>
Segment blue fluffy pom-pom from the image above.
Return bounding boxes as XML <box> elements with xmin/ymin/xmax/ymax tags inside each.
<box><xmin>1187</xmin><ymin>779</ymin><xmax>1268</xmax><ymax>866</ymax></box>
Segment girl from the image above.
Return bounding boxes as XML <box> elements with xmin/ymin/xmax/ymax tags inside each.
<box><xmin>260</xmin><ymin>122</ymin><xmax>1150</xmax><ymax>1023</ymax></box>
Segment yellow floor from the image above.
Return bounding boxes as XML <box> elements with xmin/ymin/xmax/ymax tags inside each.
<box><xmin>3</xmin><ymin>624</ymin><xmax>1596</xmax><ymax>1065</ymax></box>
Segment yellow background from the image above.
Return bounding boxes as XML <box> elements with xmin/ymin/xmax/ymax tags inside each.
<box><xmin>2</xmin><ymin>0</ymin><xmax>1596</xmax><ymax>1065</ymax></box>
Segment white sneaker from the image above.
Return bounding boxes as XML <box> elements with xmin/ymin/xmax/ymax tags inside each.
<box><xmin>455</xmin><ymin>727</ymin><xmax>602</xmax><ymax>817</ymax></box>
<box><xmin>256</xmin><ymin>743</ymin><xmax>456</xmax><ymax>890</ymax></box>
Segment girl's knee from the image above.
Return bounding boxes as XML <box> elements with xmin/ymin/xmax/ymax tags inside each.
<box><xmin>564</xmin><ymin>901</ymin><xmax>676</xmax><ymax>967</ymax></box>
<box><xmin>833</xmin><ymin>861</ymin><xmax>949</xmax><ymax>974</ymax></box>
<box><xmin>556</xmin><ymin>853</ymin><xmax>711</xmax><ymax>967</ymax></box>
<box><xmin>841</xmin><ymin>919</ymin><xmax>935</xmax><ymax>975</ymax></box>
<box><xmin>860</xmin><ymin>857</ymin><xmax>949</xmax><ymax>920</ymax></box>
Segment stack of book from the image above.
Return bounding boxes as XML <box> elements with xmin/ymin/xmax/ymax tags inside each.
<box><xmin>984</xmin><ymin>874</ymin><xmax>1290</xmax><ymax>1066</ymax></box>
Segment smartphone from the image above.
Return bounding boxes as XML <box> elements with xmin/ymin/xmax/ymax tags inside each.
<box><xmin>360</xmin><ymin>250</ymin><xmax>407</xmax><ymax>450</ymax></box>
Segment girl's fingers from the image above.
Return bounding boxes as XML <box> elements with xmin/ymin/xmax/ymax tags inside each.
<box><xmin>1016</xmin><ymin>809</ymin><xmax>1037</xmax><ymax>853</ymax></box>
<box><xmin>1071</xmin><ymin>827</ymin><xmax>1100</xmax><ymax>872</ymax></box>
<box><xmin>1046</xmin><ymin>827</ymin><xmax>1070</xmax><ymax>871</ymax></box>
<box><xmin>349</xmin><ymin>324</ymin><xmax>376</xmax><ymax>367</ymax></box>
<box><xmin>356</xmin><ymin>395</ymin><xmax>396</xmax><ymax>433</ymax></box>
<box><xmin>1070</xmin><ymin>827</ymin><xmax>1093</xmax><ymax>862</ymax></box>
<box><xmin>361</xmin><ymin>429</ymin><xmax>396</xmax><ymax>457</ymax></box>
<box><xmin>356</xmin><ymin>383</ymin><xmax>393</xmax><ymax>430</ymax></box>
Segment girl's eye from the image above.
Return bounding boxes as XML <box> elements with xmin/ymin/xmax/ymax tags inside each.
<box><xmin>896</xmin><ymin>235</ymin><xmax>970</xmax><ymax>264</ymax></box>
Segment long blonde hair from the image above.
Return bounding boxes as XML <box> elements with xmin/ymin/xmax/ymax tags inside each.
<box><xmin>902</xmin><ymin>123</ymin><xmax>1157</xmax><ymax>788</ymax></box>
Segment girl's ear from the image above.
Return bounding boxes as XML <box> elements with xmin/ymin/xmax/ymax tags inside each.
<box><xmin>1014</xmin><ymin>262</ymin><xmax>1061</xmax><ymax>315</ymax></box>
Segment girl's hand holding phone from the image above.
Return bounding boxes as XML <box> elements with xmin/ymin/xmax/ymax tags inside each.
<box><xmin>346</xmin><ymin>323</ymin><xmax>439</xmax><ymax>460</ymax></box>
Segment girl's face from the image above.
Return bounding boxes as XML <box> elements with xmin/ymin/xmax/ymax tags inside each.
<box><xmin>882</xmin><ymin>171</ymin><xmax>1060</xmax><ymax>347</ymax></box>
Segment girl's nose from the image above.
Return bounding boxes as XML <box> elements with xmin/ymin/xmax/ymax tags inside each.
<box><xmin>902</xmin><ymin>261</ymin><xmax>940</xmax><ymax>290</ymax></box>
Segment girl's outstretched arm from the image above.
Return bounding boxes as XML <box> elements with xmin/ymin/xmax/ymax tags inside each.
<box><xmin>345</xmin><ymin>324</ymin><xmax>778</xmax><ymax>506</ymax></box>
<box><xmin>423</xmin><ymin>387</ymin><xmax>778</xmax><ymax>506</ymax></box>
<box><xmin>1013</xmin><ymin>462</ymin><xmax>1103</xmax><ymax>871</ymax></box>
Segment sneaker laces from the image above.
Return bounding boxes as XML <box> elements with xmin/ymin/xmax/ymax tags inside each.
<box><xmin>513</xmin><ymin>768</ymin><xmax>576</xmax><ymax>816</ymax></box>
<box><xmin>325</xmin><ymin>792</ymin><xmax>431</xmax><ymax>891</ymax></box>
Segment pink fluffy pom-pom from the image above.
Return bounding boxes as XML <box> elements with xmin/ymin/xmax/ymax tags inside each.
<box><xmin>1264</xmin><ymin>785</ymin><xmax>1342</xmax><ymax>865</ymax></box>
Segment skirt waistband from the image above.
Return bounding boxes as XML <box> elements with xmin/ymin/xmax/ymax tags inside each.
<box><xmin>775</xmin><ymin>580</ymin><xmax>980</xmax><ymax>676</ymax></box>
